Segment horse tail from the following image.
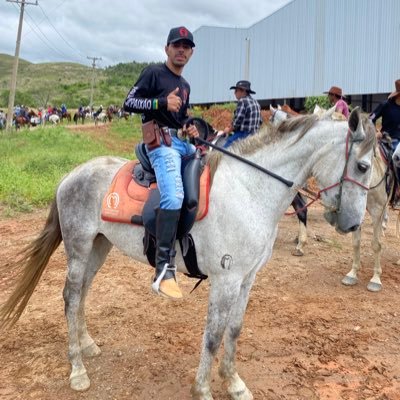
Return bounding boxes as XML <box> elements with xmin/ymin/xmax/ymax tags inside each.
<box><xmin>0</xmin><ymin>199</ymin><xmax>62</xmax><ymax>328</ymax></box>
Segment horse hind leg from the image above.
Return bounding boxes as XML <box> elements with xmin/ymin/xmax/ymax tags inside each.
<box><xmin>63</xmin><ymin>234</ymin><xmax>112</xmax><ymax>391</ymax></box>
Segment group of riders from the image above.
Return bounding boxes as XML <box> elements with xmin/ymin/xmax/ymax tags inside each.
<box><xmin>0</xmin><ymin>103</ymin><xmax>130</xmax><ymax>130</ymax></box>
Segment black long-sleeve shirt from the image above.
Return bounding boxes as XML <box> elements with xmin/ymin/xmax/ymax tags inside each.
<box><xmin>123</xmin><ymin>63</ymin><xmax>190</xmax><ymax>129</ymax></box>
<box><xmin>370</xmin><ymin>100</ymin><xmax>400</xmax><ymax>140</ymax></box>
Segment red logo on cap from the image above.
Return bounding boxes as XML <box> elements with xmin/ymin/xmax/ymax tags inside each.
<box><xmin>179</xmin><ymin>27</ymin><xmax>189</xmax><ymax>37</ymax></box>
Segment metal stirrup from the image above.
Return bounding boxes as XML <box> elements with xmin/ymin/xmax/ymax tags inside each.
<box><xmin>152</xmin><ymin>263</ymin><xmax>177</xmax><ymax>293</ymax></box>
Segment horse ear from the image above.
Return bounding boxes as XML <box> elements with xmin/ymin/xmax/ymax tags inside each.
<box><xmin>269</xmin><ymin>104</ymin><xmax>276</xmax><ymax>112</ymax></box>
<box><xmin>278</xmin><ymin>104</ymin><xmax>282</xmax><ymax>110</ymax></box>
<box><xmin>348</xmin><ymin>107</ymin><xmax>365</xmax><ymax>141</ymax></box>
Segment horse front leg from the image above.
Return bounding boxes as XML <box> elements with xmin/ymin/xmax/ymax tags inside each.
<box><xmin>219</xmin><ymin>270</ymin><xmax>257</xmax><ymax>400</ymax></box>
<box><xmin>293</xmin><ymin>220</ymin><xmax>307</xmax><ymax>256</ymax></box>
<box><xmin>367</xmin><ymin>208</ymin><xmax>385</xmax><ymax>292</ymax></box>
<box><xmin>191</xmin><ymin>274</ymin><xmax>242</xmax><ymax>400</ymax></box>
<box><xmin>342</xmin><ymin>228</ymin><xmax>361</xmax><ymax>286</ymax></box>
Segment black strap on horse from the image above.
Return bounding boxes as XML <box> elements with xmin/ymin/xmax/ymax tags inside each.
<box><xmin>187</xmin><ymin>117</ymin><xmax>294</xmax><ymax>188</ymax></box>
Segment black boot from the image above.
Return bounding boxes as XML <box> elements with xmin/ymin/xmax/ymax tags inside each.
<box><xmin>151</xmin><ymin>208</ymin><xmax>182</xmax><ymax>299</ymax></box>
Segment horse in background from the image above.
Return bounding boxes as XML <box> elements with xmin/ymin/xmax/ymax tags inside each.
<box><xmin>48</xmin><ymin>114</ymin><xmax>60</xmax><ymax>125</ymax></box>
<box><xmin>106</xmin><ymin>105</ymin><xmax>118</xmax><ymax>122</ymax></box>
<box><xmin>60</xmin><ymin>111</ymin><xmax>72</xmax><ymax>123</ymax></box>
<box><xmin>278</xmin><ymin>105</ymin><xmax>391</xmax><ymax>291</ymax></box>
<box><xmin>14</xmin><ymin>114</ymin><xmax>30</xmax><ymax>130</ymax></box>
<box><xmin>73</xmin><ymin>110</ymin><xmax>85</xmax><ymax>125</ymax></box>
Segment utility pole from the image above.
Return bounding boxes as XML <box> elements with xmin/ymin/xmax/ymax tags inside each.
<box><xmin>5</xmin><ymin>0</ymin><xmax>38</xmax><ymax>133</ymax></box>
<box><xmin>87</xmin><ymin>56</ymin><xmax>102</xmax><ymax>109</ymax></box>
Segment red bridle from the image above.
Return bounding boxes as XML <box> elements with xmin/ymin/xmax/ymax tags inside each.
<box><xmin>285</xmin><ymin>129</ymin><xmax>370</xmax><ymax>216</ymax></box>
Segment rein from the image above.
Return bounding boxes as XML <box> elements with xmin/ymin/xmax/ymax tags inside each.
<box><xmin>195</xmin><ymin>136</ymin><xmax>294</xmax><ymax>187</ymax></box>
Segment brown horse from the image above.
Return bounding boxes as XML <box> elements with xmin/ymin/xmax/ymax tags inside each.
<box><xmin>14</xmin><ymin>114</ymin><xmax>30</xmax><ymax>130</ymax></box>
<box><xmin>73</xmin><ymin>110</ymin><xmax>85</xmax><ymax>125</ymax></box>
<box><xmin>60</xmin><ymin>112</ymin><xmax>72</xmax><ymax>123</ymax></box>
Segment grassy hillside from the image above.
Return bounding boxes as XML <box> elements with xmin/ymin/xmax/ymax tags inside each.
<box><xmin>0</xmin><ymin>53</ymin><xmax>151</xmax><ymax>109</ymax></box>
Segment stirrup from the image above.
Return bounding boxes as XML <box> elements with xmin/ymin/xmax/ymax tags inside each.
<box><xmin>152</xmin><ymin>263</ymin><xmax>178</xmax><ymax>294</ymax></box>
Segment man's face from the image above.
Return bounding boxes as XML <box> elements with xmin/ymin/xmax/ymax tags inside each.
<box><xmin>234</xmin><ymin>88</ymin><xmax>246</xmax><ymax>100</ymax></box>
<box><xmin>165</xmin><ymin>41</ymin><xmax>193</xmax><ymax>67</ymax></box>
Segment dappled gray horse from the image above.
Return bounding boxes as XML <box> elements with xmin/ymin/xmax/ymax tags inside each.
<box><xmin>0</xmin><ymin>109</ymin><xmax>375</xmax><ymax>400</ymax></box>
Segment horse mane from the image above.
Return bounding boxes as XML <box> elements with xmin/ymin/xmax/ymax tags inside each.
<box><xmin>207</xmin><ymin>113</ymin><xmax>375</xmax><ymax>183</ymax></box>
<box><xmin>207</xmin><ymin>114</ymin><xmax>318</xmax><ymax>182</ymax></box>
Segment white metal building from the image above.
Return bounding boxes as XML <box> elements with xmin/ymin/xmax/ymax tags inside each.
<box><xmin>185</xmin><ymin>0</ymin><xmax>400</xmax><ymax>111</ymax></box>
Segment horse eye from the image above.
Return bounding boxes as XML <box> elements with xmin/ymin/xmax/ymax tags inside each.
<box><xmin>357</xmin><ymin>162</ymin><xmax>369</xmax><ymax>173</ymax></box>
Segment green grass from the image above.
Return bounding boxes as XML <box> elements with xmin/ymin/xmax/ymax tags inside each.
<box><xmin>0</xmin><ymin>123</ymin><xmax>137</xmax><ymax>215</ymax></box>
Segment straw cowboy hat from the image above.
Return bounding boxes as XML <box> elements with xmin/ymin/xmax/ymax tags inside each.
<box><xmin>388</xmin><ymin>79</ymin><xmax>400</xmax><ymax>99</ymax></box>
<box><xmin>325</xmin><ymin>86</ymin><xmax>345</xmax><ymax>98</ymax></box>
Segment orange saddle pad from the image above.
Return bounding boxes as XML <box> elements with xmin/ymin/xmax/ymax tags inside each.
<box><xmin>101</xmin><ymin>160</ymin><xmax>210</xmax><ymax>225</ymax></box>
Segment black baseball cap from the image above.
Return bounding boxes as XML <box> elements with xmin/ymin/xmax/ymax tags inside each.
<box><xmin>167</xmin><ymin>26</ymin><xmax>195</xmax><ymax>47</ymax></box>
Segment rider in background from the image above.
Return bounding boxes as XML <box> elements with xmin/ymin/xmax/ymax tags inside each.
<box><xmin>325</xmin><ymin>86</ymin><xmax>349</xmax><ymax>119</ymax></box>
<box><xmin>61</xmin><ymin>103</ymin><xmax>67</xmax><ymax>115</ymax></box>
<box><xmin>370</xmin><ymin>79</ymin><xmax>400</xmax><ymax>149</ymax></box>
<box><xmin>370</xmin><ymin>79</ymin><xmax>400</xmax><ymax>207</ymax></box>
<box><xmin>222</xmin><ymin>80</ymin><xmax>262</xmax><ymax>148</ymax></box>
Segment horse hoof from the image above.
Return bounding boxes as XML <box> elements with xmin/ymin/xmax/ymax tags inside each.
<box><xmin>190</xmin><ymin>384</ymin><xmax>214</xmax><ymax>400</ymax></box>
<box><xmin>229</xmin><ymin>387</ymin><xmax>253</xmax><ymax>400</ymax></box>
<box><xmin>291</xmin><ymin>249</ymin><xmax>304</xmax><ymax>256</ymax></box>
<box><xmin>367</xmin><ymin>282</ymin><xmax>382</xmax><ymax>292</ymax></box>
<box><xmin>341</xmin><ymin>276</ymin><xmax>357</xmax><ymax>286</ymax></box>
<box><xmin>70</xmin><ymin>373</ymin><xmax>90</xmax><ymax>391</ymax></box>
<box><xmin>82</xmin><ymin>342</ymin><xmax>101</xmax><ymax>358</ymax></box>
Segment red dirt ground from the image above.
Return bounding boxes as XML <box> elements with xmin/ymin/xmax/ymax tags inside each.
<box><xmin>1</xmin><ymin>204</ymin><xmax>400</xmax><ymax>400</ymax></box>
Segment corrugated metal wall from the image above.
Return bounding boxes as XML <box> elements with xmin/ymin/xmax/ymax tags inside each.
<box><xmin>185</xmin><ymin>0</ymin><xmax>400</xmax><ymax>105</ymax></box>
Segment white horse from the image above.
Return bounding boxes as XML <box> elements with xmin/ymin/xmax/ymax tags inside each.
<box><xmin>0</xmin><ymin>109</ymin><xmax>375</xmax><ymax>400</ymax></box>
<box><xmin>48</xmin><ymin>114</ymin><xmax>60</xmax><ymax>124</ymax></box>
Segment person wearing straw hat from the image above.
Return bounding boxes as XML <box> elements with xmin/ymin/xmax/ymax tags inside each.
<box><xmin>222</xmin><ymin>80</ymin><xmax>262</xmax><ymax>148</ymax></box>
<box><xmin>325</xmin><ymin>86</ymin><xmax>349</xmax><ymax>119</ymax></box>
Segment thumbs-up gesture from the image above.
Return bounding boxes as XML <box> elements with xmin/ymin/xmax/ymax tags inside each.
<box><xmin>167</xmin><ymin>87</ymin><xmax>182</xmax><ymax>112</ymax></box>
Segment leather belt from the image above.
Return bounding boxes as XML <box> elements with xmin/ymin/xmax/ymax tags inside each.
<box><xmin>161</xmin><ymin>127</ymin><xmax>182</xmax><ymax>137</ymax></box>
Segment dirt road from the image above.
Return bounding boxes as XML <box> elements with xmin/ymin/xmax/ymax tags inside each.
<box><xmin>1</xmin><ymin>204</ymin><xmax>400</xmax><ymax>400</ymax></box>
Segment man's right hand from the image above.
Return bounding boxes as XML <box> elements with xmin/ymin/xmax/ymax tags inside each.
<box><xmin>167</xmin><ymin>87</ymin><xmax>182</xmax><ymax>112</ymax></box>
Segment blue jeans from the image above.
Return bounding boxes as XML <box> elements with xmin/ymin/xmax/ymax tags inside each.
<box><xmin>223</xmin><ymin>130</ymin><xmax>251</xmax><ymax>148</ymax></box>
<box><xmin>147</xmin><ymin>136</ymin><xmax>196</xmax><ymax>210</ymax></box>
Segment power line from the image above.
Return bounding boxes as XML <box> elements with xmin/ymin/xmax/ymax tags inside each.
<box><xmin>10</xmin><ymin>1</ymin><xmax>82</xmax><ymax>63</ymax></box>
<box><xmin>37</xmin><ymin>3</ymin><xmax>87</xmax><ymax>60</ymax></box>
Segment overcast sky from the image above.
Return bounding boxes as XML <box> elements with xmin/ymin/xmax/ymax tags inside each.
<box><xmin>0</xmin><ymin>0</ymin><xmax>291</xmax><ymax>68</ymax></box>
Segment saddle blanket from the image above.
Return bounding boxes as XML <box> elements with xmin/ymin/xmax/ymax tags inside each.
<box><xmin>101</xmin><ymin>160</ymin><xmax>210</xmax><ymax>224</ymax></box>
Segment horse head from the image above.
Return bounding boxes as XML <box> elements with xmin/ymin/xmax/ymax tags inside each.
<box><xmin>318</xmin><ymin>107</ymin><xmax>375</xmax><ymax>233</ymax></box>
